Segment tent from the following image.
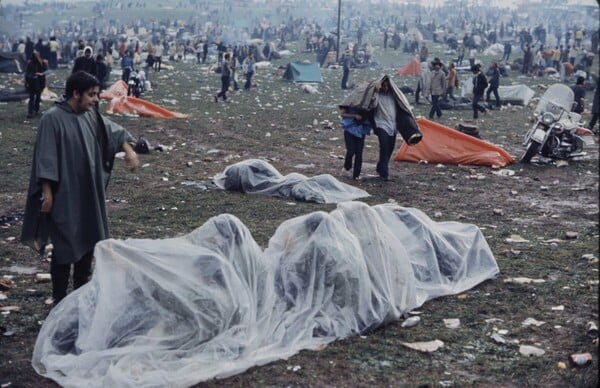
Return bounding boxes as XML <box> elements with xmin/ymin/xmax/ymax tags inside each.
<box><xmin>460</xmin><ymin>81</ymin><xmax>535</xmax><ymax>105</ymax></box>
<box><xmin>396</xmin><ymin>57</ymin><xmax>421</xmax><ymax>76</ymax></box>
<box><xmin>282</xmin><ymin>62</ymin><xmax>323</xmax><ymax>83</ymax></box>
<box><xmin>395</xmin><ymin>117</ymin><xmax>514</xmax><ymax>167</ymax></box>
<box><xmin>0</xmin><ymin>52</ymin><xmax>25</xmax><ymax>73</ymax></box>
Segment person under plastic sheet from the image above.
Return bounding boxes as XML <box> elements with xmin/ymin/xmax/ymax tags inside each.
<box><xmin>33</xmin><ymin>205</ymin><xmax>499</xmax><ymax>387</ymax></box>
<box><xmin>212</xmin><ymin>159</ymin><xmax>370</xmax><ymax>204</ymax></box>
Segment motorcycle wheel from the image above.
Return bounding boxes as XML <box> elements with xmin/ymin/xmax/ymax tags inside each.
<box><xmin>520</xmin><ymin>141</ymin><xmax>541</xmax><ymax>163</ymax></box>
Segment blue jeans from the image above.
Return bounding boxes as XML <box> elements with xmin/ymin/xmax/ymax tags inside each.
<box><xmin>28</xmin><ymin>90</ymin><xmax>42</xmax><ymax>114</ymax></box>
<box><xmin>472</xmin><ymin>93</ymin><xmax>486</xmax><ymax>118</ymax></box>
<box><xmin>375</xmin><ymin>128</ymin><xmax>397</xmax><ymax>180</ymax></box>
<box><xmin>245</xmin><ymin>71</ymin><xmax>254</xmax><ymax>90</ymax></box>
<box><xmin>429</xmin><ymin>95</ymin><xmax>442</xmax><ymax>118</ymax></box>
<box><xmin>343</xmin><ymin>131</ymin><xmax>365</xmax><ymax>179</ymax></box>
<box><xmin>217</xmin><ymin>75</ymin><xmax>230</xmax><ymax>100</ymax></box>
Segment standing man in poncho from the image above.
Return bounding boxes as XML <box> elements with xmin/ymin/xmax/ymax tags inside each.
<box><xmin>21</xmin><ymin>71</ymin><xmax>140</xmax><ymax>306</ymax></box>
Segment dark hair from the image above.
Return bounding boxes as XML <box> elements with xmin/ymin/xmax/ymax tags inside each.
<box><xmin>65</xmin><ymin>71</ymin><xmax>100</xmax><ymax>98</ymax></box>
<box><xmin>576</xmin><ymin>76</ymin><xmax>585</xmax><ymax>85</ymax></box>
<box><xmin>471</xmin><ymin>64</ymin><xmax>481</xmax><ymax>73</ymax></box>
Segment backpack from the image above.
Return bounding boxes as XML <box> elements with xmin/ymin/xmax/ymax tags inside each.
<box><xmin>134</xmin><ymin>136</ymin><xmax>151</xmax><ymax>154</ymax></box>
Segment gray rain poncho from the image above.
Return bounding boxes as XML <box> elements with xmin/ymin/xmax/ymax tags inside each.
<box><xmin>33</xmin><ymin>202</ymin><xmax>499</xmax><ymax>387</ymax></box>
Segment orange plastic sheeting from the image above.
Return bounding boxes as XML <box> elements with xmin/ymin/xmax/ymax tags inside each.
<box><xmin>100</xmin><ymin>80</ymin><xmax>128</xmax><ymax>100</ymax></box>
<box><xmin>105</xmin><ymin>95</ymin><xmax>189</xmax><ymax>119</ymax></box>
<box><xmin>394</xmin><ymin>118</ymin><xmax>515</xmax><ymax>167</ymax></box>
<box><xmin>396</xmin><ymin>57</ymin><xmax>421</xmax><ymax>76</ymax></box>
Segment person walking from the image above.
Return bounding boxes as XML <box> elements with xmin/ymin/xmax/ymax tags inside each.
<box><xmin>471</xmin><ymin>63</ymin><xmax>488</xmax><ymax>119</ymax></box>
<box><xmin>21</xmin><ymin>71</ymin><xmax>139</xmax><ymax>306</ymax></box>
<box><xmin>25</xmin><ymin>50</ymin><xmax>48</xmax><ymax>119</ymax></box>
<box><xmin>243</xmin><ymin>53</ymin><xmax>255</xmax><ymax>90</ymax></box>
<box><xmin>341</xmin><ymin>50</ymin><xmax>352</xmax><ymax>89</ymax></box>
<box><xmin>445</xmin><ymin>62</ymin><xmax>457</xmax><ymax>101</ymax></box>
<box><xmin>373</xmin><ymin>78</ymin><xmax>398</xmax><ymax>182</ymax></box>
<box><xmin>428</xmin><ymin>58</ymin><xmax>447</xmax><ymax>120</ymax></box>
<box><xmin>588</xmin><ymin>78</ymin><xmax>599</xmax><ymax>133</ymax></box>
<box><xmin>486</xmin><ymin>62</ymin><xmax>501</xmax><ymax>108</ymax></box>
<box><xmin>215</xmin><ymin>52</ymin><xmax>232</xmax><ymax>102</ymax></box>
<box><xmin>339</xmin><ymin>106</ymin><xmax>370</xmax><ymax>180</ymax></box>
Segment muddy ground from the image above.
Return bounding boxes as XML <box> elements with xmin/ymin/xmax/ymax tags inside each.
<box><xmin>0</xmin><ymin>38</ymin><xmax>598</xmax><ymax>387</ymax></box>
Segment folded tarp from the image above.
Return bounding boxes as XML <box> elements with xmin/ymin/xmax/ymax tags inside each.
<box><xmin>395</xmin><ymin>118</ymin><xmax>514</xmax><ymax>167</ymax></box>
<box><xmin>212</xmin><ymin>159</ymin><xmax>369</xmax><ymax>203</ymax></box>
<box><xmin>32</xmin><ymin>201</ymin><xmax>499</xmax><ymax>387</ymax></box>
<box><xmin>100</xmin><ymin>80</ymin><xmax>188</xmax><ymax>118</ymax></box>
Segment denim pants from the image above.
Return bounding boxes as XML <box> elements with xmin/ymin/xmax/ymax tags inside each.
<box><xmin>343</xmin><ymin>131</ymin><xmax>365</xmax><ymax>179</ymax></box>
<box><xmin>28</xmin><ymin>90</ymin><xmax>42</xmax><ymax>114</ymax></box>
<box><xmin>375</xmin><ymin>128</ymin><xmax>397</xmax><ymax>180</ymax></box>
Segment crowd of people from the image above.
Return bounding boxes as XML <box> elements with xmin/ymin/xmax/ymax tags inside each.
<box><xmin>1</xmin><ymin>0</ymin><xmax>598</xmax><ymax>304</ymax></box>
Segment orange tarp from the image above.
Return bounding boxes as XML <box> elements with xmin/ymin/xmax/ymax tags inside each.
<box><xmin>100</xmin><ymin>80</ymin><xmax>188</xmax><ymax>119</ymax></box>
<box><xmin>100</xmin><ymin>80</ymin><xmax>128</xmax><ymax>99</ymax></box>
<box><xmin>105</xmin><ymin>95</ymin><xmax>189</xmax><ymax>118</ymax></box>
<box><xmin>396</xmin><ymin>57</ymin><xmax>421</xmax><ymax>76</ymax></box>
<box><xmin>394</xmin><ymin>118</ymin><xmax>515</xmax><ymax>167</ymax></box>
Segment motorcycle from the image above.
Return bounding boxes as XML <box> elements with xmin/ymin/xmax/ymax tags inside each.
<box><xmin>520</xmin><ymin>83</ymin><xmax>595</xmax><ymax>163</ymax></box>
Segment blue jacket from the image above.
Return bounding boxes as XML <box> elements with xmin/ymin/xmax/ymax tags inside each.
<box><xmin>341</xmin><ymin>108</ymin><xmax>371</xmax><ymax>138</ymax></box>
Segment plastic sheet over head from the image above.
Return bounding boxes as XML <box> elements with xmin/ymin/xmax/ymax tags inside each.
<box><xmin>32</xmin><ymin>202</ymin><xmax>499</xmax><ymax>387</ymax></box>
<box><xmin>212</xmin><ymin>159</ymin><xmax>370</xmax><ymax>203</ymax></box>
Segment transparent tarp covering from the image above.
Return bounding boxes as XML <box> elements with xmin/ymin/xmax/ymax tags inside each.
<box><xmin>33</xmin><ymin>202</ymin><xmax>499</xmax><ymax>387</ymax></box>
<box><xmin>212</xmin><ymin>159</ymin><xmax>370</xmax><ymax>203</ymax></box>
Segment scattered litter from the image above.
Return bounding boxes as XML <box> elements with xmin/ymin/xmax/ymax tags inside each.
<box><xmin>286</xmin><ymin>365</ymin><xmax>302</xmax><ymax>372</ymax></box>
<box><xmin>569</xmin><ymin>352</ymin><xmax>592</xmax><ymax>367</ymax></box>
<box><xmin>550</xmin><ymin>305</ymin><xmax>564</xmax><ymax>311</ymax></box>
<box><xmin>0</xmin><ymin>278</ymin><xmax>14</xmax><ymax>291</ymax></box>
<box><xmin>490</xmin><ymin>334</ymin><xmax>506</xmax><ymax>344</ymax></box>
<box><xmin>492</xmin><ymin>208</ymin><xmax>504</xmax><ymax>216</ymax></box>
<box><xmin>522</xmin><ymin>317</ymin><xmax>546</xmax><ymax>327</ymax></box>
<box><xmin>586</xmin><ymin>322</ymin><xmax>598</xmax><ymax>339</ymax></box>
<box><xmin>519</xmin><ymin>345</ymin><xmax>545</xmax><ymax>356</ymax></box>
<box><xmin>485</xmin><ymin>318</ymin><xmax>504</xmax><ymax>324</ymax></box>
<box><xmin>44</xmin><ymin>298</ymin><xmax>54</xmax><ymax>305</ymax></box>
<box><xmin>400</xmin><ymin>316</ymin><xmax>421</xmax><ymax>328</ymax></box>
<box><xmin>400</xmin><ymin>339</ymin><xmax>444</xmax><ymax>352</ymax></box>
<box><xmin>0</xmin><ymin>306</ymin><xmax>20</xmax><ymax>313</ymax></box>
<box><xmin>556</xmin><ymin>362</ymin><xmax>567</xmax><ymax>369</ymax></box>
<box><xmin>582</xmin><ymin>254</ymin><xmax>599</xmax><ymax>265</ymax></box>
<box><xmin>35</xmin><ymin>273</ymin><xmax>51</xmax><ymax>283</ymax></box>
<box><xmin>0</xmin><ymin>292</ymin><xmax>6</xmax><ymax>301</ymax></box>
<box><xmin>491</xmin><ymin>169</ymin><xmax>515</xmax><ymax>176</ymax></box>
<box><xmin>504</xmin><ymin>277</ymin><xmax>545</xmax><ymax>284</ymax></box>
<box><xmin>505</xmin><ymin>235</ymin><xmax>529</xmax><ymax>243</ymax></box>
<box><xmin>443</xmin><ymin>318</ymin><xmax>460</xmax><ymax>329</ymax></box>
<box><xmin>564</xmin><ymin>231</ymin><xmax>578</xmax><ymax>240</ymax></box>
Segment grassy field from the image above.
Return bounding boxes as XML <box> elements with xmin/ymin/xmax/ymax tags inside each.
<box><xmin>0</xmin><ymin>33</ymin><xmax>598</xmax><ymax>387</ymax></box>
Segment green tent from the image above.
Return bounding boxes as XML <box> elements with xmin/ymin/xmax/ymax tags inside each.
<box><xmin>282</xmin><ymin>62</ymin><xmax>323</xmax><ymax>83</ymax></box>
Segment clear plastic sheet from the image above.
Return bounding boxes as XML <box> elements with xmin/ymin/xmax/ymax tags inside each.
<box><xmin>212</xmin><ymin>159</ymin><xmax>370</xmax><ymax>203</ymax></box>
<box><xmin>33</xmin><ymin>202</ymin><xmax>499</xmax><ymax>387</ymax></box>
